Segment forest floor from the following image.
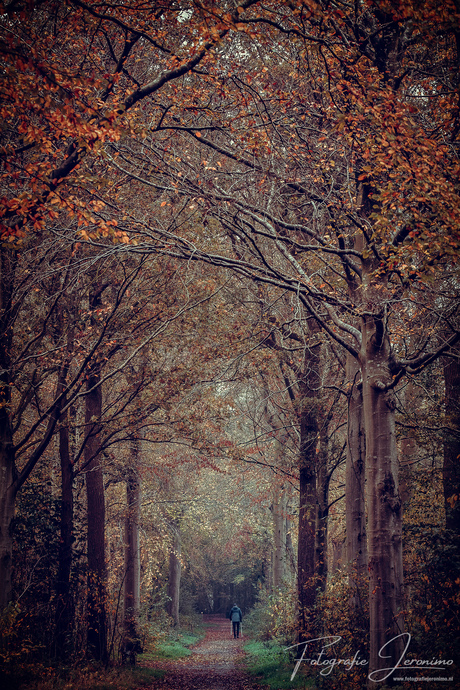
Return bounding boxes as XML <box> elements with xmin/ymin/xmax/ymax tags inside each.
<box><xmin>139</xmin><ymin>615</ymin><xmax>266</xmax><ymax>690</ymax></box>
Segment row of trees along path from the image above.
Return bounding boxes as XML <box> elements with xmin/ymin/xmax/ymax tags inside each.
<box><xmin>140</xmin><ymin>616</ymin><xmax>263</xmax><ymax>690</ymax></box>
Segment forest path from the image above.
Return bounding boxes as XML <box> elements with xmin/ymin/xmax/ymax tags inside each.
<box><xmin>139</xmin><ymin>615</ymin><xmax>264</xmax><ymax>690</ymax></box>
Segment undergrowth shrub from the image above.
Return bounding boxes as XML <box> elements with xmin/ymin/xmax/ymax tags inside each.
<box><xmin>311</xmin><ymin>571</ymin><xmax>370</xmax><ymax>689</ymax></box>
<box><xmin>405</xmin><ymin>526</ymin><xmax>460</xmax><ymax>667</ymax></box>
<box><xmin>244</xmin><ymin>585</ymin><xmax>297</xmax><ymax>645</ymax></box>
<box><xmin>0</xmin><ymin>602</ymin><xmax>42</xmax><ymax>666</ymax></box>
<box><xmin>403</xmin><ymin>468</ymin><xmax>460</xmax><ymax>669</ymax></box>
<box><xmin>129</xmin><ymin>606</ymin><xmax>171</xmax><ymax>660</ymax></box>
<box><xmin>318</xmin><ymin>570</ymin><xmax>369</xmax><ymax>659</ymax></box>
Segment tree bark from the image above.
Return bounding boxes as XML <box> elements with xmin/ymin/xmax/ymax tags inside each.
<box><xmin>122</xmin><ymin>454</ymin><xmax>141</xmax><ymax>664</ymax></box>
<box><xmin>297</xmin><ymin>428</ymin><xmax>317</xmax><ymax>641</ymax></box>
<box><xmin>314</xmin><ymin>428</ymin><xmax>329</xmax><ymax>592</ymax></box>
<box><xmin>85</xmin><ymin>363</ymin><xmax>107</xmax><ymax>662</ymax></box>
<box><xmin>285</xmin><ymin>520</ymin><xmax>296</xmax><ymax>581</ymax></box>
<box><xmin>84</xmin><ymin>281</ymin><xmax>108</xmax><ymax>662</ymax></box>
<box><xmin>346</xmin><ymin>353</ymin><xmax>367</xmax><ymax>612</ymax></box>
<box><xmin>272</xmin><ymin>481</ymin><xmax>287</xmax><ymax>589</ymax></box>
<box><xmin>0</xmin><ymin>246</ymin><xmax>16</xmax><ymax>612</ymax></box>
<box><xmin>166</xmin><ymin>521</ymin><xmax>181</xmax><ymax>627</ymax></box>
<box><xmin>0</xmin><ymin>463</ymin><xmax>15</xmax><ymax>613</ymax></box>
<box><xmin>361</xmin><ymin>313</ymin><xmax>404</xmax><ymax>684</ymax></box>
<box><xmin>297</xmin><ymin>338</ymin><xmax>322</xmax><ymax>641</ymax></box>
<box><xmin>54</xmin><ymin>304</ymin><xmax>75</xmax><ymax>659</ymax></box>
<box><xmin>55</xmin><ymin>404</ymin><xmax>75</xmax><ymax>658</ymax></box>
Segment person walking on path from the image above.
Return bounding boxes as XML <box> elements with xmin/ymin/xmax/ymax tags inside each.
<box><xmin>229</xmin><ymin>604</ymin><xmax>242</xmax><ymax>639</ymax></box>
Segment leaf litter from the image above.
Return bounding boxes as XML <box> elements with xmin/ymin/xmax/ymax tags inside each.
<box><xmin>139</xmin><ymin>615</ymin><xmax>265</xmax><ymax>690</ymax></box>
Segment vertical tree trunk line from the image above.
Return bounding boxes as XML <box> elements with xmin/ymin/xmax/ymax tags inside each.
<box><xmin>297</xmin><ymin>334</ymin><xmax>322</xmax><ymax>641</ymax></box>
<box><xmin>345</xmin><ymin>353</ymin><xmax>367</xmax><ymax>614</ymax></box>
<box><xmin>54</xmin><ymin>298</ymin><xmax>76</xmax><ymax>659</ymax></box>
<box><xmin>314</xmin><ymin>424</ymin><xmax>329</xmax><ymax>593</ymax></box>
<box><xmin>85</xmin><ymin>362</ymin><xmax>107</xmax><ymax>663</ymax></box>
<box><xmin>84</xmin><ymin>283</ymin><xmax>108</xmax><ymax>662</ymax></box>
<box><xmin>55</xmin><ymin>376</ymin><xmax>75</xmax><ymax>659</ymax></box>
<box><xmin>122</xmin><ymin>437</ymin><xmax>142</xmax><ymax>664</ymax></box>
<box><xmin>272</xmin><ymin>481</ymin><xmax>287</xmax><ymax>589</ymax></box>
<box><xmin>167</xmin><ymin>521</ymin><xmax>181</xmax><ymax>628</ymax></box>
<box><xmin>0</xmin><ymin>246</ymin><xmax>16</xmax><ymax>613</ymax></box>
<box><xmin>361</xmin><ymin>313</ymin><xmax>404</xmax><ymax>684</ymax></box>
<box><xmin>0</xmin><ymin>463</ymin><xmax>15</xmax><ymax>613</ymax></box>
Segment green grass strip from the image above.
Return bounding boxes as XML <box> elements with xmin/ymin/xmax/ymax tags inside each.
<box><xmin>243</xmin><ymin>640</ymin><xmax>315</xmax><ymax>690</ymax></box>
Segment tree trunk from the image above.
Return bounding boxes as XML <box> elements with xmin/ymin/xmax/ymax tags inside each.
<box><xmin>297</xmin><ymin>436</ymin><xmax>317</xmax><ymax>641</ymax></box>
<box><xmin>345</xmin><ymin>353</ymin><xmax>367</xmax><ymax>612</ymax></box>
<box><xmin>0</xmin><ymin>247</ymin><xmax>16</xmax><ymax>612</ymax></box>
<box><xmin>272</xmin><ymin>482</ymin><xmax>286</xmax><ymax>589</ymax></box>
<box><xmin>285</xmin><ymin>521</ymin><xmax>296</xmax><ymax>581</ymax></box>
<box><xmin>0</xmin><ymin>399</ymin><xmax>15</xmax><ymax>613</ymax></box>
<box><xmin>297</xmin><ymin>338</ymin><xmax>322</xmax><ymax>641</ymax></box>
<box><xmin>55</xmin><ymin>409</ymin><xmax>75</xmax><ymax>658</ymax></box>
<box><xmin>85</xmin><ymin>365</ymin><xmax>107</xmax><ymax>662</ymax></box>
<box><xmin>361</xmin><ymin>315</ymin><xmax>404</xmax><ymax>684</ymax></box>
<box><xmin>314</xmin><ymin>494</ymin><xmax>328</xmax><ymax>592</ymax></box>
<box><xmin>166</xmin><ymin>522</ymin><xmax>181</xmax><ymax>627</ymax></box>
<box><xmin>55</xmin><ymin>308</ymin><xmax>76</xmax><ymax>659</ymax></box>
<box><xmin>0</xmin><ymin>466</ymin><xmax>15</xmax><ymax>613</ymax></box>
<box><xmin>272</xmin><ymin>439</ymin><xmax>287</xmax><ymax>591</ymax></box>
<box><xmin>122</xmin><ymin>455</ymin><xmax>141</xmax><ymax>665</ymax></box>
<box><xmin>314</xmin><ymin>429</ymin><xmax>329</xmax><ymax>592</ymax></box>
<box><xmin>443</xmin><ymin>355</ymin><xmax>460</xmax><ymax>534</ymax></box>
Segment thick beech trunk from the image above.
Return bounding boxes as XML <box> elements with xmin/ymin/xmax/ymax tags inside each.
<box><xmin>167</xmin><ymin>522</ymin><xmax>181</xmax><ymax>627</ymax></box>
<box><xmin>345</xmin><ymin>353</ymin><xmax>367</xmax><ymax>611</ymax></box>
<box><xmin>85</xmin><ymin>366</ymin><xmax>107</xmax><ymax>662</ymax></box>
<box><xmin>361</xmin><ymin>317</ymin><xmax>404</xmax><ymax>684</ymax></box>
<box><xmin>297</xmin><ymin>426</ymin><xmax>317</xmax><ymax>640</ymax></box>
<box><xmin>443</xmin><ymin>355</ymin><xmax>460</xmax><ymax>535</ymax></box>
<box><xmin>122</xmin><ymin>459</ymin><xmax>141</xmax><ymax>664</ymax></box>
<box><xmin>297</xmin><ymin>338</ymin><xmax>322</xmax><ymax>641</ymax></box>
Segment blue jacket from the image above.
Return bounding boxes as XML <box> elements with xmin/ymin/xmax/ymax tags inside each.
<box><xmin>230</xmin><ymin>606</ymin><xmax>242</xmax><ymax>622</ymax></box>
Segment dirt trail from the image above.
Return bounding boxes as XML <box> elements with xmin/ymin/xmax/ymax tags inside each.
<box><xmin>140</xmin><ymin>615</ymin><xmax>264</xmax><ymax>690</ymax></box>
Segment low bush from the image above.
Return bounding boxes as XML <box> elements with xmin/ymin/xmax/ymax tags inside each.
<box><xmin>243</xmin><ymin>585</ymin><xmax>298</xmax><ymax>645</ymax></box>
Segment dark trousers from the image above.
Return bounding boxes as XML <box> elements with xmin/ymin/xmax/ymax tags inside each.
<box><xmin>232</xmin><ymin>621</ymin><xmax>240</xmax><ymax>638</ymax></box>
